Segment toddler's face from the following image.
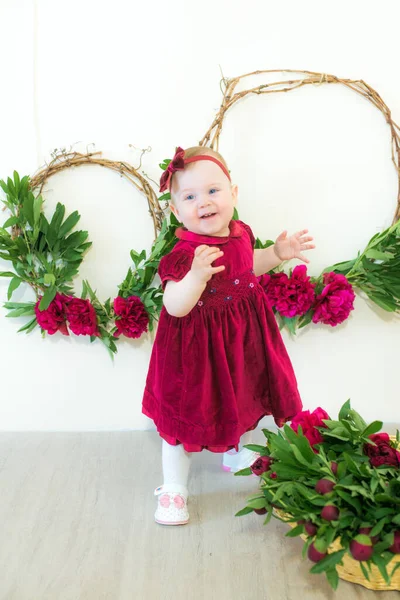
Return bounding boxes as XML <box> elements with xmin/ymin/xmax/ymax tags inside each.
<box><xmin>169</xmin><ymin>160</ymin><xmax>238</xmax><ymax>237</ymax></box>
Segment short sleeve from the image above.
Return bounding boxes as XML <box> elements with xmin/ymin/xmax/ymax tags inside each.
<box><xmin>238</xmin><ymin>220</ymin><xmax>256</xmax><ymax>248</ymax></box>
<box><xmin>158</xmin><ymin>249</ymin><xmax>193</xmax><ymax>290</ymax></box>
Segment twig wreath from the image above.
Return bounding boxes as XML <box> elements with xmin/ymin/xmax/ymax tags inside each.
<box><xmin>1</xmin><ymin>69</ymin><xmax>400</xmax><ymax>357</ymax></box>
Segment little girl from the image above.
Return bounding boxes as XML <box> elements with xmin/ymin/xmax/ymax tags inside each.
<box><xmin>142</xmin><ymin>146</ymin><xmax>315</xmax><ymax>525</ymax></box>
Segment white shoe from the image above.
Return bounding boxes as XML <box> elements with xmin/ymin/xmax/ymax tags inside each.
<box><xmin>154</xmin><ymin>483</ymin><xmax>189</xmax><ymax>526</ymax></box>
<box><xmin>222</xmin><ymin>448</ymin><xmax>260</xmax><ymax>473</ymax></box>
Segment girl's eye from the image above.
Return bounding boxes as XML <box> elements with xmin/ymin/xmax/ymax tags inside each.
<box><xmin>209</xmin><ymin>188</ymin><xmax>218</xmax><ymax>194</ymax></box>
<box><xmin>185</xmin><ymin>194</ymin><xmax>195</xmax><ymax>201</ymax></box>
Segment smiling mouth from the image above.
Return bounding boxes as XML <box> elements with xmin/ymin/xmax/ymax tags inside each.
<box><xmin>200</xmin><ymin>212</ymin><xmax>217</xmax><ymax>219</ymax></box>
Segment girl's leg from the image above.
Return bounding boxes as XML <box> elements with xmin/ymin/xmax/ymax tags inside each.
<box><xmin>222</xmin><ymin>429</ymin><xmax>259</xmax><ymax>473</ymax></box>
<box><xmin>154</xmin><ymin>441</ymin><xmax>192</xmax><ymax>525</ymax></box>
<box><xmin>239</xmin><ymin>429</ymin><xmax>254</xmax><ymax>451</ymax></box>
<box><xmin>162</xmin><ymin>440</ymin><xmax>192</xmax><ymax>491</ymax></box>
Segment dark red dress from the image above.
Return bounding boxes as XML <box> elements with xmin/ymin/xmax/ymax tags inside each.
<box><xmin>142</xmin><ymin>219</ymin><xmax>303</xmax><ymax>452</ymax></box>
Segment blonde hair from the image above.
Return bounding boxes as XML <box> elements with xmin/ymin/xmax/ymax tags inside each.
<box><xmin>169</xmin><ymin>146</ymin><xmax>230</xmax><ymax>204</ymax></box>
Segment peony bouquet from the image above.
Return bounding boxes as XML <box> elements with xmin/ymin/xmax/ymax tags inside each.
<box><xmin>235</xmin><ymin>400</ymin><xmax>400</xmax><ymax>590</ymax></box>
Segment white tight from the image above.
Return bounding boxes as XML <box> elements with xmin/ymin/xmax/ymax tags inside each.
<box><xmin>162</xmin><ymin>429</ymin><xmax>254</xmax><ymax>490</ymax></box>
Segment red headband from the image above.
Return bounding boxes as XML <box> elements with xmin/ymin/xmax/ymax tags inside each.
<box><xmin>159</xmin><ymin>146</ymin><xmax>231</xmax><ymax>193</ymax></box>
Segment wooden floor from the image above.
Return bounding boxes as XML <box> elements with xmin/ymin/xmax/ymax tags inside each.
<box><xmin>0</xmin><ymin>429</ymin><xmax>398</xmax><ymax>600</ymax></box>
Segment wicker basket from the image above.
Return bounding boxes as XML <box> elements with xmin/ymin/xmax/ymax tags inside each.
<box><xmin>275</xmin><ymin>508</ymin><xmax>400</xmax><ymax>590</ymax></box>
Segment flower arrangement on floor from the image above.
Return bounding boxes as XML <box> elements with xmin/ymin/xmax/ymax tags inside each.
<box><xmin>235</xmin><ymin>400</ymin><xmax>400</xmax><ymax>591</ymax></box>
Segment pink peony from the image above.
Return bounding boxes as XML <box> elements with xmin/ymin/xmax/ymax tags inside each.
<box><xmin>290</xmin><ymin>407</ymin><xmax>330</xmax><ymax>451</ymax></box>
<box><xmin>113</xmin><ymin>295</ymin><xmax>149</xmax><ymax>339</ymax></box>
<box><xmin>64</xmin><ymin>297</ymin><xmax>100</xmax><ymax>336</ymax></box>
<box><xmin>259</xmin><ymin>265</ymin><xmax>315</xmax><ymax>318</ymax></box>
<box><xmin>34</xmin><ymin>293</ymin><xmax>69</xmax><ymax>335</ymax></box>
<box><xmin>312</xmin><ymin>272</ymin><xmax>355</xmax><ymax>326</ymax></box>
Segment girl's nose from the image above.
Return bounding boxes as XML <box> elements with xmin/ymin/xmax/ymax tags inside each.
<box><xmin>199</xmin><ymin>195</ymin><xmax>212</xmax><ymax>208</ymax></box>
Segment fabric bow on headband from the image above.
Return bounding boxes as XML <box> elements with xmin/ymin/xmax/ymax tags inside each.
<box><xmin>159</xmin><ymin>146</ymin><xmax>231</xmax><ymax>193</ymax></box>
<box><xmin>159</xmin><ymin>147</ymin><xmax>185</xmax><ymax>193</ymax></box>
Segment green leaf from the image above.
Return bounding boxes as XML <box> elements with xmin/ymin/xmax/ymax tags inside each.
<box><xmin>390</xmin><ymin>561</ymin><xmax>400</xmax><ymax>578</ymax></box>
<box><xmin>375</xmin><ymin>508</ymin><xmax>396</xmax><ymax>519</ymax></box>
<box><xmin>5</xmin><ymin>306</ymin><xmax>35</xmax><ymax>317</ymax></box>
<box><xmin>0</xmin><ymin>179</ymin><xmax>8</xmax><ymax>194</ymax></box>
<box><xmin>336</xmin><ymin>484</ymin><xmax>372</xmax><ymax>500</ymax></box>
<box><xmin>297</xmin><ymin>309</ymin><xmax>313</xmax><ymax>329</ymax></box>
<box><xmin>22</xmin><ymin>192</ymin><xmax>34</xmax><ymax>226</ymax></box>
<box><xmin>281</xmin><ymin>315</ymin><xmax>297</xmax><ymax>335</ymax></box>
<box><xmin>365</xmin><ymin>249</ymin><xmax>394</xmax><ymax>261</ymax></box>
<box><xmin>7</xmin><ymin>276</ymin><xmax>23</xmax><ymax>300</ymax></box>
<box><xmin>263</xmin><ymin>504</ymin><xmax>273</xmax><ymax>525</ymax></box>
<box><xmin>7</xmin><ymin>177</ymin><xmax>16</xmax><ymax>197</ymax></box>
<box><xmin>283</xmin><ymin>424</ymin><xmax>315</xmax><ymax>462</ymax></box>
<box><xmin>17</xmin><ymin>316</ymin><xmax>38</xmax><ymax>333</ymax></box>
<box><xmin>234</xmin><ymin>467</ymin><xmax>252</xmax><ymax>476</ymax></box>
<box><xmin>13</xmin><ymin>170</ymin><xmax>20</xmax><ymax>190</ymax></box>
<box><xmin>38</xmin><ymin>286</ymin><xmax>57</xmax><ymax>310</ymax></box>
<box><xmin>370</xmin><ymin>517</ymin><xmax>388</xmax><ymax>538</ymax></box>
<box><xmin>309</xmin><ymin>549</ymin><xmax>346</xmax><ymax>574</ymax></box>
<box><xmin>290</xmin><ymin>444</ymin><xmax>313</xmax><ymax>468</ymax></box>
<box><xmin>33</xmin><ymin>195</ymin><xmax>43</xmax><ymax>227</ymax></box>
<box><xmin>0</xmin><ymin>271</ymin><xmax>16</xmax><ymax>277</ymax></box>
<box><xmin>247</xmin><ymin>498</ymin><xmax>267</xmax><ymax>509</ymax></box>
<box><xmin>242</xmin><ymin>443</ymin><xmax>269</xmax><ymax>454</ymax></box>
<box><xmin>2</xmin><ymin>216</ymin><xmax>19</xmax><ymax>228</ymax></box>
<box><xmin>302</xmin><ymin>537</ymin><xmax>313</xmax><ymax>559</ymax></box>
<box><xmin>368</xmin><ymin>293</ymin><xmax>397</xmax><ymax>312</ymax></box>
<box><xmin>371</xmin><ymin>553</ymin><xmax>390</xmax><ymax>585</ymax></box>
<box><xmin>44</xmin><ymin>273</ymin><xmax>56</xmax><ymax>285</ymax></box>
<box><xmin>322</xmin><ymin>259</ymin><xmax>356</xmax><ymax>274</ymax></box>
<box><xmin>361</xmin><ymin>421</ymin><xmax>383</xmax><ymax>438</ymax></box>
<box><xmin>336</xmin><ymin>490</ymin><xmax>361</xmax><ymax>514</ymax></box>
<box><xmin>323</xmin><ymin>429</ymin><xmax>351</xmax><ymax>441</ymax></box>
<box><xmin>338</xmin><ymin>399</ymin><xmax>351</xmax><ymax>421</ymax></box>
<box><xmin>81</xmin><ymin>280</ymin><xmax>88</xmax><ymax>300</ymax></box>
<box><xmin>58</xmin><ymin>210</ymin><xmax>80</xmax><ymax>238</ymax></box>
<box><xmin>359</xmin><ymin>561</ymin><xmax>370</xmax><ymax>581</ymax></box>
<box><xmin>3</xmin><ymin>301</ymin><xmax>35</xmax><ymax>309</ymax></box>
<box><xmin>285</xmin><ymin>524</ymin><xmax>304</xmax><ymax>538</ymax></box>
<box><xmin>235</xmin><ymin>506</ymin><xmax>254</xmax><ymax>517</ymax></box>
<box><xmin>325</xmin><ymin>567</ymin><xmax>339</xmax><ymax>590</ymax></box>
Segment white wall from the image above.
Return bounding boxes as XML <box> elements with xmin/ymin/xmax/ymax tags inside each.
<box><xmin>0</xmin><ymin>0</ymin><xmax>399</xmax><ymax>430</ymax></box>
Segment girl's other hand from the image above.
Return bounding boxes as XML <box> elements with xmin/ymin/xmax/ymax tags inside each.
<box><xmin>274</xmin><ymin>229</ymin><xmax>316</xmax><ymax>263</ymax></box>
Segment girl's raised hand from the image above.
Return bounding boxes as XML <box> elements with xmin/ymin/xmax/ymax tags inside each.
<box><xmin>273</xmin><ymin>229</ymin><xmax>316</xmax><ymax>263</ymax></box>
<box><xmin>190</xmin><ymin>245</ymin><xmax>225</xmax><ymax>283</ymax></box>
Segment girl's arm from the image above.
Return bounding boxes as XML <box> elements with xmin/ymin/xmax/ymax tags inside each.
<box><xmin>163</xmin><ymin>272</ymin><xmax>207</xmax><ymax>318</ymax></box>
<box><xmin>253</xmin><ymin>246</ymin><xmax>282</xmax><ymax>277</ymax></box>
<box><xmin>163</xmin><ymin>245</ymin><xmax>225</xmax><ymax>317</ymax></box>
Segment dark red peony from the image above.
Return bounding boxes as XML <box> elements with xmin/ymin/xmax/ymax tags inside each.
<box><xmin>363</xmin><ymin>433</ymin><xmax>400</xmax><ymax>468</ymax></box>
<box><xmin>258</xmin><ymin>265</ymin><xmax>315</xmax><ymax>318</ymax></box>
<box><xmin>113</xmin><ymin>295</ymin><xmax>149</xmax><ymax>339</ymax></box>
<box><xmin>312</xmin><ymin>272</ymin><xmax>355</xmax><ymax>326</ymax></box>
<box><xmin>34</xmin><ymin>293</ymin><xmax>69</xmax><ymax>335</ymax></box>
<box><xmin>64</xmin><ymin>297</ymin><xmax>100</xmax><ymax>336</ymax></box>
<box><xmin>250</xmin><ymin>455</ymin><xmax>273</xmax><ymax>476</ymax></box>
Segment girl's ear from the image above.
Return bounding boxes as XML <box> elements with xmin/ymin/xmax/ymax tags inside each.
<box><xmin>169</xmin><ymin>201</ymin><xmax>181</xmax><ymax>220</ymax></box>
<box><xmin>231</xmin><ymin>184</ymin><xmax>238</xmax><ymax>206</ymax></box>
